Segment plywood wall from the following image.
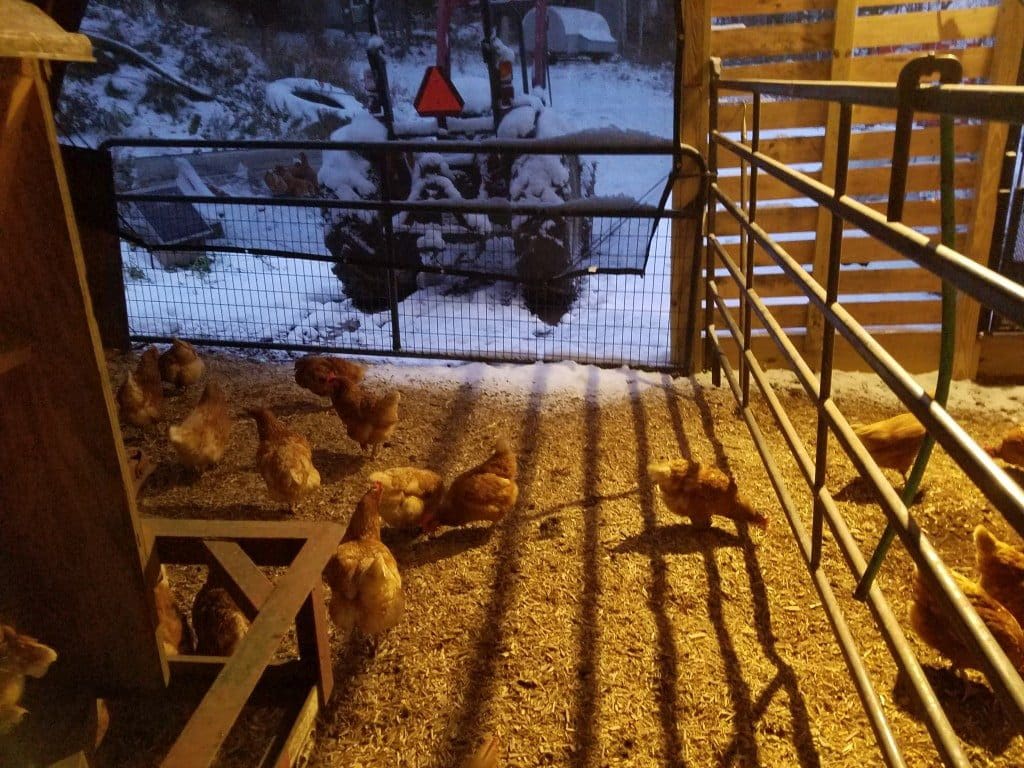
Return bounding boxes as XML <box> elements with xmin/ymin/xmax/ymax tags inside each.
<box><xmin>700</xmin><ymin>0</ymin><xmax>1023</xmax><ymax>376</ymax></box>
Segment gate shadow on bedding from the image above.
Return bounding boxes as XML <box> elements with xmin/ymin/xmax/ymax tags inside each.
<box><xmin>426</xmin><ymin>372</ymin><xmax>549</xmax><ymax>768</ymax></box>
<box><xmin>626</xmin><ymin>376</ymin><xmax>690</xmax><ymax>766</ymax></box>
<box><xmin>675</xmin><ymin>378</ymin><xmax>819</xmax><ymax>768</ymax></box>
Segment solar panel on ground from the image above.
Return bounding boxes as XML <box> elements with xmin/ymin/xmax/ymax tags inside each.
<box><xmin>133</xmin><ymin>188</ymin><xmax>216</xmax><ymax>246</ymax></box>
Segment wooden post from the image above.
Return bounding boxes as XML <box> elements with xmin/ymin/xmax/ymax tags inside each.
<box><xmin>671</xmin><ymin>0</ymin><xmax>711</xmax><ymax>370</ymax></box>
<box><xmin>804</xmin><ymin>0</ymin><xmax>857</xmax><ymax>367</ymax></box>
<box><xmin>952</xmin><ymin>0</ymin><xmax>1024</xmax><ymax>379</ymax></box>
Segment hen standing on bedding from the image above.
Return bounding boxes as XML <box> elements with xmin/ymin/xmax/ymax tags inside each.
<box><xmin>117</xmin><ymin>346</ymin><xmax>163</xmax><ymax>427</ymax></box>
<box><xmin>326</xmin><ymin>377</ymin><xmax>400</xmax><ymax>457</ymax></box>
<box><xmin>908</xmin><ymin>565</ymin><xmax>1024</xmax><ymax>676</ymax></box>
<box><xmin>246</xmin><ymin>407</ymin><xmax>321</xmax><ymax>511</ymax></box>
<box><xmin>323</xmin><ymin>483</ymin><xmax>405</xmax><ymax>645</ymax></box>
<box><xmin>368</xmin><ymin>467</ymin><xmax>445</xmax><ymax>530</ymax></box>
<box><xmin>422</xmin><ymin>438</ymin><xmax>518</xmax><ymax>533</ymax></box>
<box><xmin>294</xmin><ymin>354</ymin><xmax>365</xmax><ymax>398</ymax></box>
<box><xmin>986</xmin><ymin>424</ymin><xmax>1024</xmax><ymax>469</ymax></box>
<box><xmin>647</xmin><ymin>458</ymin><xmax>767</xmax><ymax>530</ymax></box>
<box><xmin>158</xmin><ymin>338</ymin><xmax>205</xmax><ymax>388</ymax></box>
<box><xmin>168</xmin><ymin>380</ymin><xmax>233</xmax><ymax>473</ymax></box>
<box><xmin>192</xmin><ymin>572</ymin><xmax>250</xmax><ymax>656</ymax></box>
<box><xmin>974</xmin><ymin>524</ymin><xmax>1024</xmax><ymax>627</ymax></box>
<box><xmin>0</xmin><ymin>624</ymin><xmax>57</xmax><ymax>734</ymax></box>
<box><xmin>852</xmin><ymin>412</ymin><xmax>927</xmax><ymax>478</ymax></box>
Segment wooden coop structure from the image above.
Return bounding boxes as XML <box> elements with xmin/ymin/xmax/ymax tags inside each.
<box><xmin>0</xmin><ymin>3</ymin><xmax>342</xmax><ymax>766</ymax></box>
<box><xmin>679</xmin><ymin>0</ymin><xmax>1024</xmax><ymax>381</ymax></box>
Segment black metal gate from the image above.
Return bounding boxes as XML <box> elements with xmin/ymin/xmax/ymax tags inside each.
<box><xmin>103</xmin><ymin>136</ymin><xmax>705</xmax><ymax>370</ymax></box>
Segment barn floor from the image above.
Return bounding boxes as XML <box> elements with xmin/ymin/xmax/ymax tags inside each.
<box><xmin>100</xmin><ymin>352</ymin><xmax>1024</xmax><ymax>768</ymax></box>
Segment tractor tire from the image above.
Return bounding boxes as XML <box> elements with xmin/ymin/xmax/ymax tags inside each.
<box><xmin>325</xmin><ymin>214</ymin><xmax>420</xmax><ymax>314</ymax></box>
<box><xmin>511</xmin><ymin>152</ymin><xmax>593</xmax><ymax>325</ymax></box>
<box><xmin>515</xmin><ymin>223</ymin><xmax>579</xmax><ymax>325</ymax></box>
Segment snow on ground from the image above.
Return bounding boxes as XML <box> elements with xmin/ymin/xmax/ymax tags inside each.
<box><xmin>64</xmin><ymin>4</ymin><xmax>680</xmax><ymax>366</ymax></box>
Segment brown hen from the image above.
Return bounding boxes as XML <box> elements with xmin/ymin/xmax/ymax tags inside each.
<box><xmin>323</xmin><ymin>484</ymin><xmax>405</xmax><ymax>642</ymax></box>
<box><xmin>852</xmin><ymin>412</ymin><xmax>926</xmax><ymax>478</ymax></box>
<box><xmin>647</xmin><ymin>458</ymin><xmax>767</xmax><ymax>530</ymax></box>
<box><xmin>974</xmin><ymin>524</ymin><xmax>1024</xmax><ymax>627</ymax></box>
<box><xmin>986</xmin><ymin>424</ymin><xmax>1024</xmax><ymax>469</ymax></box>
<box><xmin>294</xmin><ymin>354</ymin><xmax>365</xmax><ymax>397</ymax></box>
<box><xmin>168</xmin><ymin>379</ymin><xmax>233</xmax><ymax>472</ymax></box>
<box><xmin>909</xmin><ymin>566</ymin><xmax>1024</xmax><ymax>675</ymax></box>
<box><xmin>0</xmin><ymin>624</ymin><xmax>57</xmax><ymax>734</ymax></box>
<box><xmin>117</xmin><ymin>346</ymin><xmax>163</xmax><ymax>427</ymax></box>
<box><xmin>158</xmin><ymin>338</ymin><xmax>204</xmax><ymax>388</ymax></box>
<box><xmin>425</xmin><ymin>438</ymin><xmax>518</xmax><ymax>532</ymax></box>
<box><xmin>192</xmin><ymin>572</ymin><xmax>250</xmax><ymax>656</ymax></box>
<box><xmin>368</xmin><ymin>467</ymin><xmax>445</xmax><ymax>530</ymax></box>
<box><xmin>291</xmin><ymin>151</ymin><xmax>319</xmax><ymax>185</ymax></box>
<box><xmin>328</xmin><ymin>379</ymin><xmax>400</xmax><ymax>456</ymax></box>
<box><xmin>247</xmin><ymin>407</ymin><xmax>321</xmax><ymax>511</ymax></box>
<box><xmin>154</xmin><ymin>565</ymin><xmax>191</xmax><ymax>656</ymax></box>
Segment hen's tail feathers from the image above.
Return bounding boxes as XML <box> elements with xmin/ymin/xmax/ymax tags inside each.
<box><xmin>747</xmin><ymin>507</ymin><xmax>769</xmax><ymax>529</ymax></box>
<box><xmin>973</xmin><ymin>524</ymin><xmax>998</xmax><ymax>558</ymax></box>
<box><xmin>647</xmin><ymin>462</ymin><xmax>671</xmax><ymax>484</ymax></box>
<box><xmin>466</xmin><ymin>733</ymin><xmax>501</xmax><ymax>768</ymax></box>
<box><xmin>494</xmin><ymin>436</ymin><xmax>512</xmax><ymax>455</ymax></box>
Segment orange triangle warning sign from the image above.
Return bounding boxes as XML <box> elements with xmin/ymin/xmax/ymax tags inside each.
<box><xmin>413</xmin><ymin>66</ymin><xmax>465</xmax><ymax>118</ymax></box>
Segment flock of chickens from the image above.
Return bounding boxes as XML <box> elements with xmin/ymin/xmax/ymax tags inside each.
<box><xmin>4</xmin><ymin>344</ymin><xmax>1023</xmax><ymax>758</ymax></box>
<box><xmin>848</xmin><ymin>412</ymin><xmax>1024</xmax><ymax>681</ymax></box>
<box><xmin>264</xmin><ymin>151</ymin><xmax>320</xmax><ymax>198</ymax></box>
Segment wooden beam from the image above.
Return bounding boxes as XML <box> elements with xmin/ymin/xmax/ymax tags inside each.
<box><xmin>277</xmin><ymin>687</ymin><xmax>320</xmax><ymax>768</ymax></box>
<box><xmin>146</xmin><ymin>517</ymin><xmax>340</xmax><ymax>541</ymax></box>
<box><xmin>854</xmin><ymin>6</ymin><xmax>999</xmax><ymax>50</ymax></box>
<box><xmin>0</xmin><ymin>344</ymin><xmax>31</xmax><ymax>376</ymax></box>
<box><xmin>711</xmin><ymin>0</ymin><xmax>832</xmax><ymax>14</ymax></box>
<box><xmin>672</xmin><ymin>0</ymin><xmax>711</xmax><ymax>370</ymax></box>
<box><xmin>148</xmin><ymin>518</ymin><xmax>342</xmax><ymax>566</ymax></box>
<box><xmin>952</xmin><ymin>0</ymin><xmax>1024</xmax><ymax>379</ymax></box>
<box><xmin>295</xmin><ymin>588</ymin><xmax>334</xmax><ymax>707</ymax></box>
<box><xmin>801</xmin><ymin>0</ymin><xmax>854</xmax><ymax>367</ymax></box>
<box><xmin>204</xmin><ymin>540</ymin><xmax>273</xmax><ymax>620</ymax></box>
<box><xmin>712</xmin><ymin>20</ymin><xmax>834</xmax><ymax>59</ymax></box>
<box><xmin>976</xmin><ymin>333</ymin><xmax>1024</xmax><ymax>383</ymax></box>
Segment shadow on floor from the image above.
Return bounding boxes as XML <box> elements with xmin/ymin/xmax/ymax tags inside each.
<box><xmin>397</xmin><ymin>525</ymin><xmax>494</xmax><ymax>571</ymax></box>
<box><xmin>311</xmin><ymin>448</ymin><xmax>366</xmax><ymax>484</ymax></box>
<box><xmin>892</xmin><ymin>664</ymin><xmax>1019</xmax><ymax>754</ymax></box>
<box><xmin>612</xmin><ymin>522</ymin><xmax>745</xmax><ymax>557</ymax></box>
<box><xmin>686</xmin><ymin>377</ymin><xmax>821</xmax><ymax>768</ymax></box>
<box><xmin>426</xmin><ymin>373</ymin><xmax>548</xmax><ymax>768</ymax></box>
<box><xmin>627</xmin><ymin>375</ymin><xmax>688</xmax><ymax>766</ymax></box>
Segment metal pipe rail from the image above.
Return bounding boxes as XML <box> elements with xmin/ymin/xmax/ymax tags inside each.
<box><xmin>100</xmin><ymin>135</ymin><xmax>682</xmax><ymax>157</ymax></box>
<box><xmin>715</xmin><ymin>77</ymin><xmax>1024</xmax><ymax>124</ymax></box>
<box><xmin>706</xmin><ymin>55</ymin><xmax>1024</xmax><ymax>767</ymax></box>
<box><xmin>114</xmin><ymin>190</ymin><xmax>701</xmax><ymax>219</ymax></box>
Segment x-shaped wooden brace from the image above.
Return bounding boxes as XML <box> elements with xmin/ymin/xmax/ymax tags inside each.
<box><xmin>144</xmin><ymin>518</ymin><xmax>343</xmax><ymax>768</ymax></box>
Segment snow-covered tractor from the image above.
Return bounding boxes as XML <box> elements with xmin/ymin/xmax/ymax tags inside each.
<box><xmin>321</xmin><ymin>0</ymin><xmax>595</xmax><ymax>324</ymax></box>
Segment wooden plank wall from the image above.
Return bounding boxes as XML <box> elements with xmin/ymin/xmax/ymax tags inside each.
<box><xmin>706</xmin><ymin>0</ymin><xmax>1021</xmax><ymax>375</ymax></box>
<box><xmin>0</xmin><ymin>58</ymin><xmax>166</xmax><ymax>693</ymax></box>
